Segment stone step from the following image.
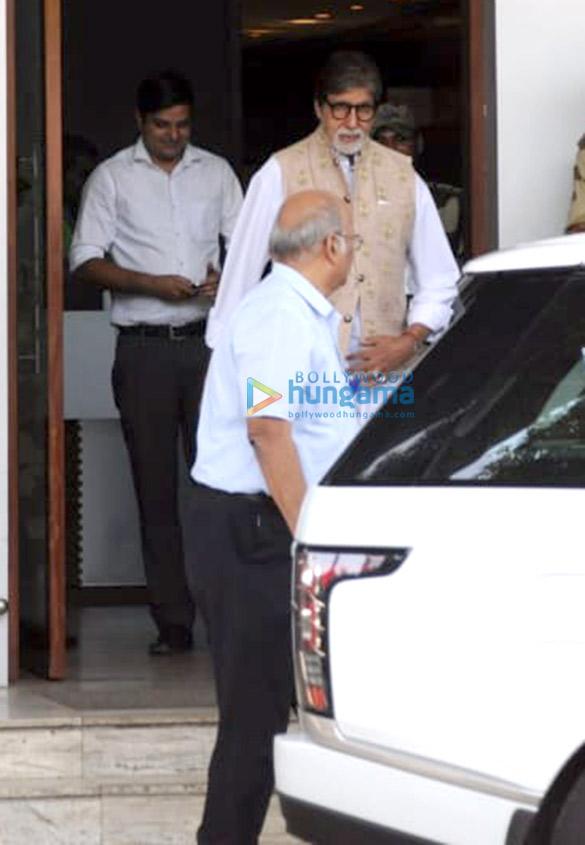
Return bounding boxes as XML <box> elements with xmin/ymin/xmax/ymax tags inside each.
<box><xmin>0</xmin><ymin>793</ymin><xmax>299</xmax><ymax>844</ymax></box>
<box><xmin>0</xmin><ymin>709</ymin><xmax>217</xmax><ymax>784</ymax></box>
<box><xmin>0</xmin><ymin>709</ymin><xmax>302</xmax><ymax>844</ymax></box>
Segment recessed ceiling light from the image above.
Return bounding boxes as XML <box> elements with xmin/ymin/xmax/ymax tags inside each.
<box><xmin>314</xmin><ymin>10</ymin><xmax>334</xmax><ymax>19</ymax></box>
<box><xmin>288</xmin><ymin>18</ymin><xmax>324</xmax><ymax>24</ymax></box>
<box><xmin>350</xmin><ymin>3</ymin><xmax>364</xmax><ymax>9</ymax></box>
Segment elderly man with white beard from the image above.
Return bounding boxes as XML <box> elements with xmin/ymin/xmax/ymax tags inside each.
<box><xmin>207</xmin><ymin>50</ymin><xmax>459</xmax><ymax>378</ymax></box>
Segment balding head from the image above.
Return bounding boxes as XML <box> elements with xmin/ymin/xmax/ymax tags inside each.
<box><xmin>269</xmin><ymin>190</ymin><xmax>346</xmax><ymax>263</ymax></box>
<box><xmin>268</xmin><ymin>190</ymin><xmax>354</xmax><ymax>296</ymax></box>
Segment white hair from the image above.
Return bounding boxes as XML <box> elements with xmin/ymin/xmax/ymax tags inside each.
<box><xmin>268</xmin><ymin>197</ymin><xmax>343</xmax><ymax>262</ymax></box>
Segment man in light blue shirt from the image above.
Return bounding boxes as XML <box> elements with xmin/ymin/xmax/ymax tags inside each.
<box><xmin>189</xmin><ymin>190</ymin><xmax>359</xmax><ymax>844</ymax></box>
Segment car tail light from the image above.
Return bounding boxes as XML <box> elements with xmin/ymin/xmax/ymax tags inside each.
<box><xmin>292</xmin><ymin>546</ymin><xmax>411</xmax><ymax>717</ymax></box>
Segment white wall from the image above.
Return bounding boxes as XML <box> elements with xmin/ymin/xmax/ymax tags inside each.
<box><xmin>496</xmin><ymin>0</ymin><xmax>585</xmax><ymax>248</ymax></box>
<box><xmin>0</xmin><ymin>0</ymin><xmax>9</xmax><ymax>688</ymax></box>
<box><xmin>64</xmin><ymin>311</ymin><xmax>117</xmax><ymax>419</ymax></box>
<box><xmin>62</xmin><ymin>314</ymin><xmax>145</xmax><ymax>587</ymax></box>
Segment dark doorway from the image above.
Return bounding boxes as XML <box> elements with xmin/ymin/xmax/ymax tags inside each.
<box><xmin>8</xmin><ymin>0</ymin><xmax>495</xmax><ymax>682</ymax></box>
<box><xmin>56</xmin><ymin>0</ymin><xmax>244</xmax><ymax>681</ymax></box>
<box><xmin>242</xmin><ymin>0</ymin><xmax>468</xmax><ymax>257</ymax></box>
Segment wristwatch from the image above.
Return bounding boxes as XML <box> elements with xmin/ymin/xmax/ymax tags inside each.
<box><xmin>403</xmin><ymin>329</ymin><xmax>423</xmax><ymax>353</ymax></box>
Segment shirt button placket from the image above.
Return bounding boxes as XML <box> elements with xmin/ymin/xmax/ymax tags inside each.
<box><xmin>168</xmin><ymin>177</ymin><xmax>184</xmax><ymax>272</ymax></box>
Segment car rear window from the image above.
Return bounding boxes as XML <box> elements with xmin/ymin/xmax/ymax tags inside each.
<box><xmin>326</xmin><ymin>267</ymin><xmax>585</xmax><ymax>488</ymax></box>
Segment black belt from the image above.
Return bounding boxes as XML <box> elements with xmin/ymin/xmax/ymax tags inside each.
<box><xmin>117</xmin><ymin>321</ymin><xmax>205</xmax><ymax>340</ymax></box>
<box><xmin>196</xmin><ymin>482</ymin><xmax>278</xmax><ymax>509</ymax></box>
<box><xmin>197</xmin><ymin>482</ymin><xmax>272</xmax><ymax>504</ymax></box>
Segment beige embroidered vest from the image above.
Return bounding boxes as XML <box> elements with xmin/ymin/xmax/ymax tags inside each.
<box><xmin>276</xmin><ymin>128</ymin><xmax>415</xmax><ymax>354</ymax></box>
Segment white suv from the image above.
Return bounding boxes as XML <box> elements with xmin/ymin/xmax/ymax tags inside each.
<box><xmin>275</xmin><ymin>235</ymin><xmax>585</xmax><ymax>845</ymax></box>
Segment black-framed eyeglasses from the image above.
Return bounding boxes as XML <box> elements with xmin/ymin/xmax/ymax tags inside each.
<box><xmin>324</xmin><ymin>98</ymin><xmax>376</xmax><ymax>122</ymax></box>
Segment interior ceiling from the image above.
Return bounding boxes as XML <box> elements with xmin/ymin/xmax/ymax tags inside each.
<box><xmin>242</xmin><ymin>0</ymin><xmax>460</xmax><ymax>42</ymax></box>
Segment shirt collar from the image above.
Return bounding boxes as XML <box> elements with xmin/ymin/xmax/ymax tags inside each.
<box><xmin>132</xmin><ymin>137</ymin><xmax>202</xmax><ymax>169</ymax></box>
<box><xmin>272</xmin><ymin>262</ymin><xmax>336</xmax><ymax>319</ymax></box>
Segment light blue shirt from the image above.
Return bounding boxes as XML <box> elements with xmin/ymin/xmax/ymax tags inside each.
<box><xmin>193</xmin><ymin>263</ymin><xmax>360</xmax><ymax>494</ymax></box>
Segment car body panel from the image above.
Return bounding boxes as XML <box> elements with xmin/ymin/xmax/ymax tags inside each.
<box><xmin>275</xmin><ymin>730</ymin><xmax>531</xmax><ymax>845</ymax></box>
<box><xmin>295</xmin><ymin>484</ymin><xmax>585</xmax><ymax>795</ymax></box>
<box><xmin>275</xmin><ymin>243</ymin><xmax>585</xmax><ymax>842</ymax></box>
<box><xmin>463</xmin><ymin>233</ymin><xmax>585</xmax><ymax>274</ymax></box>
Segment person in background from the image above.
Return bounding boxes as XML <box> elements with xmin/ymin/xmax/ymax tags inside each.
<box><xmin>63</xmin><ymin>134</ymin><xmax>102</xmax><ymax>310</ymax></box>
<box><xmin>371</xmin><ymin>101</ymin><xmax>418</xmax><ymax>158</ymax></box>
<box><xmin>64</xmin><ymin>134</ymin><xmax>99</xmax><ymax>254</ymax></box>
<box><xmin>70</xmin><ymin>70</ymin><xmax>243</xmax><ymax>655</ymax></box>
<box><xmin>566</xmin><ymin>133</ymin><xmax>585</xmax><ymax>234</ymax></box>
<box><xmin>372</xmin><ymin>102</ymin><xmax>465</xmax><ymax>262</ymax></box>
<box><xmin>207</xmin><ymin>50</ymin><xmax>459</xmax><ymax>376</ymax></box>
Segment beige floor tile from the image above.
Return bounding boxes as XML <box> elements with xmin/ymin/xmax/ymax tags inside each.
<box><xmin>101</xmin><ymin>792</ymin><xmax>302</xmax><ymax>844</ymax></box>
<box><xmin>0</xmin><ymin>688</ymin><xmax>78</xmax><ymax>726</ymax></box>
<box><xmin>82</xmin><ymin>723</ymin><xmax>215</xmax><ymax>781</ymax></box>
<box><xmin>102</xmin><ymin>793</ymin><xmax>203</xmax><ymax>845</ymax></box>
<box><xmin>0</xmin><ymin>797</ymin><xmax>100</xmax><ymax>844</ymax></box>
<box><xmin>0</xmin><ymin>727</ymin><xmax>82</xmax><ymax>780</ymax></box>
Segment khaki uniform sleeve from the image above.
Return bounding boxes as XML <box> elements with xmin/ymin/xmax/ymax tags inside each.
<box><xmin>567</xmin><ymin>136</ymin><xmax>585</xmax><ymax>232</ymax></box>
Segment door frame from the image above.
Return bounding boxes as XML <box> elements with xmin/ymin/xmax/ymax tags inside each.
<box><xmin>467</xmin><ymin>0</ymin><xmax>498</xmax><ymax>256</ymax></box>
<box><xmin>44</xmin><ymin>0</ymin><xmax>66</xmax><ymax>681</ymax></box>
<box><xmin>7</xmin><ymin>0</ymin><xmax>65</xmax><ymax>681</ymax></box>
<box><xmin>7</xmin><ymin>0</ymin><xmax>18</xmax><ymax>683</ymax></box>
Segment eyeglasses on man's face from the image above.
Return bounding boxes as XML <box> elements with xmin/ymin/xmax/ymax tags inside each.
<box><xmin>335</xmin><ymin>232</ymin><xmax>363</xmax><ymax>250</ymax></box>
<box><xmin>324</xmin><ymin>98</ymin><xmax>376</xmax><ymax>122</ymax></box>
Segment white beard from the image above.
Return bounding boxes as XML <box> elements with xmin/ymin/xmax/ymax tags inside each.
<box><xmin>332</xmin><ymin>127</ymin><xmax>366</xmax><ymax>157</ymax></box>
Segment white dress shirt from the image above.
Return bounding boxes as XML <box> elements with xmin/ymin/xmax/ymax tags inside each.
<box><xmin>206</xmin><ymin>153</ymin><xmax>459</xmax><ymax>349</ymax></box>
<box><xmin>194</xmin><ymin>263</ymin><xmax>360</xmax><ymax>494</ymax></box>
<box><xmin>70</xmin><ymin>138</ymin><xmax>243</xmax><ymax>326</ymax></box>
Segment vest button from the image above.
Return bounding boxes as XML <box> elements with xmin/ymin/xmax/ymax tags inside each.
<box><xmin>357</xmin><ymin>274</ymin><xmax>365</xmax><ymax>283</ymax></box>
<box><xmin>343</xmin><ymin>313</ymin><xmax>353</xmax><ymax>323</ymax></box>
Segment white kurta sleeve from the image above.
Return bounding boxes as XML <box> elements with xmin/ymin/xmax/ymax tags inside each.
<box><xmin>219</xmin><ymin>160</ymin><xmax>244</xmax><ymax>242</ymax></box>
<box><xmin>206</xmin><ymin>156</ymin><xmax>284</xmax><ymax>348</ymax></box>
<box><xmin>407</xmin><ymin>174</ymin><xmax>460</xmax><ymax>334</ymax></box>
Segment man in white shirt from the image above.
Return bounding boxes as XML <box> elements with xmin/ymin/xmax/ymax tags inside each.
<box><xmin>207</xmin><ymin>51</ymin><xmax>459</xmax><ymax>372</ymax></box>
<box><xmin>189</xmin><ymin>190</ymin><xmax>360</xmax><ymax>844</ymax></box>
<box><xmin>70</xmin><ymin>71</ymin><xmax>243</xmax><ymax>656</ymax></box>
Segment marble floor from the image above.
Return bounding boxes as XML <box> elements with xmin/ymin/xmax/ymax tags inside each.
<box><xmin>25</xmin><ymin>605</ymin><xmax>217</xmax><ymax>712</ymax></box>
<box><xmin>0</xmin><ymin>606</ymin><xmax>302</xmax><ymax>843</ymax></box>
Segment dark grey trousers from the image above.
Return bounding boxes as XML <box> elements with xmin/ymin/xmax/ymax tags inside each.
<box><xmin>112</xmin><ymin>330</ymin><xmax>209</xmax><ymax>634</ymax></box>
<box><xmin>186</xmin><ymin>485</ymin><xmax>294</xmax><ymax>845</ymax></box>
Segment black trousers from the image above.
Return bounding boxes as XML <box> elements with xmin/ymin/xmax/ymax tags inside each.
<box><xmin>186</xmin><ymin>484</ymin><xmax>294</xmax><ymax>845</ymax></box>
<box><xmin>112</xmin><ymin>331</ymin><xmax>209</xmax><ymax>634</ymax></box>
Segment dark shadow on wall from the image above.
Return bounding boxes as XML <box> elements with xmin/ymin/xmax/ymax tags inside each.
<box><xmin>241</xmin><ymin>11</ymin><xmax>463</xmax><ymax>190</ymax></box>
<box><xmin>62</xmin><ymin>0</ymin><xmax>465</xmax><ymax>248</ymax></box>
<box><xmin>62</xmin><ymin>0</ymin><xmax>243</xmax><ymax>311</ymax></box>
<box><xmin>62</xmin><ymin>0</ymin><xmax>242</xmax><ymax>166</ymax></box>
